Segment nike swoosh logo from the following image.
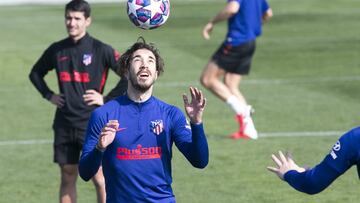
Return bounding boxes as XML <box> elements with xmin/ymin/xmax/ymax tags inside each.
<box><xmin>58</xmin><ymin>56</ymin><xmax>69</xmax><ymax>62</ymax></box>
<box><xmin>117</xmin><ymin>128</ymin><xmax>126</xmax><ymax>132</ymax></box>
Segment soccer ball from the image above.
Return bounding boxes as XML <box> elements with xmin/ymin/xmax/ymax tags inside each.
<box><xmin>127</xmin><ymin>0</ymin><xmax>170</xmax><ymax>30</ymax></box>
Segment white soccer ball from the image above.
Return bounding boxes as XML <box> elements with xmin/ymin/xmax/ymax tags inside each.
<box><xmin>127</xmin><ymin>0</ymin><xmax>170</xmax><ymax>30</ymax></box>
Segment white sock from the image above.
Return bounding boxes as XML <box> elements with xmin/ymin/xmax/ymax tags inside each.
<box><xmin>226</xmin><ymin>95</ymin><xmax>250</xmax><ymax>116</ymax></box>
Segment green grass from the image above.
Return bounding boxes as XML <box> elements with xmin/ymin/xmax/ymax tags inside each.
<box><xmin>0</xmin><ymin>0</ymin><xmax>360</xmax><ymax>202</ymax></box>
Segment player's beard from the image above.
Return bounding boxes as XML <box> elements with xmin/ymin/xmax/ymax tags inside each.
<box><xmin>128</xmin><ymin>71</ymin><xmax>155</xmax><ymax>93</ymax></box>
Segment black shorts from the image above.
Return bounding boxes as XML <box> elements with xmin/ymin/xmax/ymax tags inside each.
<box><xmin>53</xmin><ymin>125</ymin><xmax>85</xmax><ymax>164</ymax></box>
<box><xmin>212</xmin><ymin>40</ymin><xmax>256</xmax><ymax>75</ymax></box>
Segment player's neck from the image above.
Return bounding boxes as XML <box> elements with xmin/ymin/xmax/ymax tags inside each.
<box><xmin>70</xmin><ymin>32</ymin><xmax>87</xmax><ymax>43</ymax></box>
<box><xmin>127</xmin><ymin>86</ymin><xmax>153</xmax><ymax>103</ymax></box>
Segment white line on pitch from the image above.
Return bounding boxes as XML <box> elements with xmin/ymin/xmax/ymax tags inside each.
<box><xmin>0</xmin><ymin>139</ymin><xmax>52</xmax><ymax>146</ymax></box>
<box><xmin>155</xmin><ymin>76</ymin><xmax>360</xmax><ymax>87</ymax></box>
<box><xmin>0</xmin><ymin>130</ymin><xmax>344</xmax><ymax>146</ymax></box>
<box><xmin>259</xmin><ymin>131</ymin><xmax>343</xmax><ymax>138</ymax></box>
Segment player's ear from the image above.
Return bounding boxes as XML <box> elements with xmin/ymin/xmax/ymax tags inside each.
<box><xmin>155</xmin><ymin>70</ymin><xmax>158</xmax><ymax>80</ymax></box>
<box><xmin>86</xmin><ymin>16</ymin><xmax>92</xmax><ymax>27</ymax></box>
<box><xmin>124</xmin><ymin>70</ymin><xmax>129</xmax><ymax>80</ymax></box>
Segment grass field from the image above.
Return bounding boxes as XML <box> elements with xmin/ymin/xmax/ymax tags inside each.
<box><xmin>0</xmin><ymin>0</ymin><xmax>360</xmax><ymax>202</ymax></box>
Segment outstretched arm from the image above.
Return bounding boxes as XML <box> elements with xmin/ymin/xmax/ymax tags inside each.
<box><xmin>267</xmin><ymin>151</ymin><xmax>342</xmax><ymax>194</ymax></box>
<box><xmin>267</xmin><ymin>151</ymin><xmax>306</xmax><ymax>180</ymax></box>
<box><xmin>267</xmin><ymin>129</ymin><xmax>360</xmax><ymax>194</ymax></box>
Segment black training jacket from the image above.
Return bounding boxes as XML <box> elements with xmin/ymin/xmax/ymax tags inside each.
<box><xmin>29</xmin><ymin>33</ymin><xmax>127</xmax><ymax>129</ymax></box>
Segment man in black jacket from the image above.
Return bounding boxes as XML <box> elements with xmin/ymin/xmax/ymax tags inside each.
<box><xmin>29</xmin><ymin>1</ymin><xmax>126</xmax><ymax>202</ymax></box>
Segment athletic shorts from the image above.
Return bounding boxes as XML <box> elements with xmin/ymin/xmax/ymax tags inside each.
<box><xmin>53</xmin><ymin>125</ymin><xmax>85</xmax><ymax>165</ymax></box>
<box><xmin>212</xmin><ymin>40</ymin><xmax>256</xmax><ymax>75</ymax></box>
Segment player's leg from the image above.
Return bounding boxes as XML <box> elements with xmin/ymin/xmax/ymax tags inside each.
<box><xmin>54</xmin><ymin>126</ymin><xmax>82</xmax><ymax>203</ymax></box>
<box><xmin>223</xmin><ymin>72</ymin><xmax>252</xmax><ymax>116</ymax></box>
<box><xmin>59</xmin><ymin>164</ymin><xmax>78</xmax><ymax>203</ymax></box>
<box><xmin>223</xmin><ymin>41</ymin><xmax>257</xmax><ymax>139</ymax></box>
<box><xmin>200</xmin><ymin>60</ymin><xmax>231</xmax><ymax>101</ymax></box>
<box><xmin>92</xmin><ymin>167</ymin><xmax>106</xmax><ymax>203</ymax></box>
<box><xmin>224</xmin><ymin>72</ymin><xmax>247</xmax><ymax>104</ymax></box>
<box><xmin>202</xmin><ymin>43</ymin><xmax>251</xmax><ymax>114</ymax></box>
<box><xmin>223</xmin><ymin>73</ymin><xmax>255</xmax><ymax>139</ymax></box>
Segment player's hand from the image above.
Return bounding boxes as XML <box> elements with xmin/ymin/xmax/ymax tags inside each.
<box><xmin>50</xmin><ymin>94</ymin><xmax>65</xmax><ymax>108</ymax></box>
<box><xmin>262</xmin><ymin>8</ymin><xmax>273</xmax><ymax>23</ymax></box>
<box><xmin>183</xmin><ymin>87</ymin><xmax>206</xmax><ymax>124</ymax></box>
<box><xmin>267</xmin><ymin>151</ymin><xmax>306</xmax><ymax>180</ymax></box>
<box><xmin>83</xmin><ymin>89</ymin><xmax>104</xmax><ymax>106</ymax></box>
<box><xmin>202</xmin><ymin>22</ymin><xmax>213</xmax><ymax>40</ymax></box>
<box><xmin>97</xmin><ymin>120</ymin><xmax>119</xmax><ymax>151</ymax></box>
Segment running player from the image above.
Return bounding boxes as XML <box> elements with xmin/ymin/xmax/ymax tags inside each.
<box><xmin>200</xmin><ymin>0</ymin><xmax>273</xmax><ymax>139</ymax></box>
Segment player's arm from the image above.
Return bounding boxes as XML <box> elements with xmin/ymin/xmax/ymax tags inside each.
<box><xmin>29</xmin><ymin>48</ymin><xmax>55</xmax><ymax>100</ymax></box>
<box><xmin>174</xmin><ymin>121</ymin><xmax>209</xmax><ymax>169</ymax></box>
<box><xmin>268</xmin><ymin>151</ymin><xmax>340</xmax><ymax>194</ymax></box>
<box><xmin>268</xmin><ymin>129</ymin><xmax>359</xmax><ymax>194</ymax></box>
<box><xmin>209</xmin><ymin>1</ymin><xmax>239</xmax><ymax>24</ymax></box>
<box><xmin>261</xmin><ymin>0</ymin><xmax>273</xmax><ymax>23</ymax></box>
<box><xmin>262</xmin><ymin>8</ymin><xmax>273</xmax><ymax>23</ymax></box>
<box><xmin>282</xmin><ymin>161</ymin><xmax>341</xmax><ymax>194</ymax></box>
<box><xmin>202</xmin><ymin>1</ymin><xmax>240</xmax><ymax>40</ymax></box>
<box><xmin>174</xmin><ymin>87</ymin><xmax>209</xmax><ymax>169</ymax></box>
<box><xmin>79</xmin><ymin>111</ymin><xmax>109</xmax><ymax>181</ymax></box>
<box><xmin>185</xmin><ymin>122</ymin><xmax>209</xmax><ymax>169</ymax></box>
<box><xmin>103</xmin><ymin>47</ymin><xmax>128</xmax><ymax>102</ymax></box>
<box><xmin>29</xmin><ymin>48</ymin><xmax>65</xmax><ymax>107</ymax></box>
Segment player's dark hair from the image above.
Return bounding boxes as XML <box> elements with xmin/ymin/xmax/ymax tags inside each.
<box><xmin>119</xmin><ymin>37</ymin><xmax>165</xmax><ymax>77</ymax></box>
<box><xmin>65</xmin><ymin>0</ymin><xmax>91</xmax><ymax>18</ymax></box>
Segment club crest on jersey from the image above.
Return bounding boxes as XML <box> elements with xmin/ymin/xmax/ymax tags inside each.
<box><xmin>151</xmin><ymin>120</ymin><xmax>164</xmax><ymax>135</ymax></box>
<box><xmin>83</xmin><ymin>54</ymin><xmax>92</xmax><ymax>66</ymax></box>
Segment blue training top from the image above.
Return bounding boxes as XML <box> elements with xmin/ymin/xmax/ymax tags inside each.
<box><xmin>284</xmin><ymin>126</ymin><xmax>360</xmax><ymax>194</ymax></box>
<box><xmin>79</xmin><ymin>95</ymin><xmax>209</xmax><ymax>203</ymax></box>
<box><xmin>225</xmin><ymin>0</ymin><xmax>270</xmax><ymax>46</ymax></box>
